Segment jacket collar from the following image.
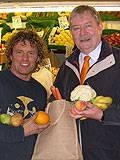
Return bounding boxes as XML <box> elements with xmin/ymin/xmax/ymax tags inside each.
<box><xmin>65</xmin><ymin>38</ymin><xmax>115</xmax><ymax>81</ymax></box>
<box><xmin>66</xmin><ymin>47</ymin><xmax>80</xmax><ymax>71</ymax></box>
<box><xmin>67</xmin><ymin>38</ymin><xmax>113</xmax><ymax>63</ymax></box>
<box><xmin>98</xmin><ymin>38</ymin><xmax>113</xmax><ymax>61</ymax></box>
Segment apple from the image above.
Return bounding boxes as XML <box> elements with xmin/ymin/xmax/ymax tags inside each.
<box><xmin>0</xmin><ymin>114</ymin><xmax>11</xmax><ymax>125</ymax></box>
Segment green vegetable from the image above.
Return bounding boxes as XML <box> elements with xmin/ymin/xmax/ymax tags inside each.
<box><xmin>102</xmin><ymin>29</ymin><xmax>120</xmax><ymax>35</ymax></box>
<box><xmin>0</xmin><ymin>23</ymin><xmax>12</xmax><ymax>37</ymax></box>
<box><xmin>100</xmin><ymin>14</ymin><xmax>120</xmax><ymax>21</ymax></box>
<box><xmin>6</xmin><ymin>13</ymin><xmax>15</xmax><ymax>22</ymax></box>
<box><xmin>27</xmin><ymin>19</ymin><xmax>57</xmax><ymax>28</ymax></box>
<box><xmin>28</xmin><ymin>16</ymin><xmax>58</xmax><ymax>21</ymax></box>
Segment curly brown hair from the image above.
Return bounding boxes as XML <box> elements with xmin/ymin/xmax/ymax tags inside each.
<box><xmin>5</xmin><ymin>30</ymin><xmax>48</xmax><ymax>71</ymax></box>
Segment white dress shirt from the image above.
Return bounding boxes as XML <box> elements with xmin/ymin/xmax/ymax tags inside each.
<box><xmin>79</xmin><ymin>41</ymin><xmax>102</xmax><ymax>73</ymax></box>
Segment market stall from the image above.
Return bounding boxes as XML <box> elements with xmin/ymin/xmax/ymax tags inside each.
<box><xmin>0</xmin><ymin>1</ymin><xmax>120</xmax><ymax>71</ymax></box>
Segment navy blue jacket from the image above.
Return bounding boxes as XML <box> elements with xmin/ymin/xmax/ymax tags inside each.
<box><xmin>53</xmin><ymin>39</ymin><xmax>120</xmax><ymax>160</ymax></box>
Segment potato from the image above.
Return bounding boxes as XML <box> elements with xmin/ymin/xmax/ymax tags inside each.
<box><xmin>10</xmin><ymin>113</ymin><xmax>23</xmax><ymax>127</ymax></box>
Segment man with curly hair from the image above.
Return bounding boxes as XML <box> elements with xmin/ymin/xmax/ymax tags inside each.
<box><xmin>0</xmin><ymin>30</ymin><xmax>49</xmax><ymax>160</ymax></box>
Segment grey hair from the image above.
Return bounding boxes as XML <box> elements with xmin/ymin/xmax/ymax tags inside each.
<box><xmin>69</xmin><ymin>5</ymin><xmax>102</xmax><ymax>25</ymax></box>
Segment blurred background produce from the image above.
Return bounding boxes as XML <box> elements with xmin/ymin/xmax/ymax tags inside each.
<box><xmin>0</xmin><ymin>11</ymin><xmax>120</xmax><ymax>48</ymax></box>
<box><xmin>0</xmin><ymin>10</ymin><xmax>120</xmax><ymax>82</ymax></box>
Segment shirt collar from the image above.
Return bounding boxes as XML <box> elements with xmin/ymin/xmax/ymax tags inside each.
<box><xmin>80</xmin><ymin>41</ymin><xmax>102</xmax><ymax>62</ymax></box>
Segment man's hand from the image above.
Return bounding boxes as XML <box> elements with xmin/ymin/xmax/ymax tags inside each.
<box><xmin>69</xmin><ymin>101</ymin><xmax>103</xmax><ymax>121</ymax></box>
<box><xmin>23</xmin><ymin>115</ymin><xmax>50</xmax><ymax>137</ymax></box>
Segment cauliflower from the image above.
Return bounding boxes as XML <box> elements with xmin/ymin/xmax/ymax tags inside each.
<box><xmin>70</xmin><ymin>85</ymin><xmax>96</xmax><ymax>102</ymax></box>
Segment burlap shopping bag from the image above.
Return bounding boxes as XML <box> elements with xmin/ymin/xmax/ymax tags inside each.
<box><xmin>32</xmin><ymin>99</ymin><xmax>83</xmax><ymax>160</ymax></box>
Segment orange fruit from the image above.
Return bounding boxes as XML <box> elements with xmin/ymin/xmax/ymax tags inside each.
<box><xmin>75</xmin><ymin>101</ymin><xmax>86</xmax><ymax>110</ymax></box>
<box><xmin>35</xmin><ymin>111</ymin><xmax>50</xmax><ymax>125</ymax></box>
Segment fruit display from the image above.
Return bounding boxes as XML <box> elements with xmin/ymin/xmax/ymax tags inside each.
<box><xmin>14</xmin><ymin>12</ymin><xmax>32</xmax><ymax>21</ymax></box>
<box><xmin>0</xmin><ymin>13</ymin><xmax>8</xmax><ymax>20</ymax></box>
<box><xmin>51</xmin><ymin>67</ymin><xmax>59</xmax><ymax>82</ymax></box>
<box><xmin>99</xmin><ymin>11</ymin><xmax>120</xmax><ymax>21</ymax></box>
<box><xmin>104</xmin><ymin>32</ymin><xmax>120</xmax><ymax>47</ymax></box>
<box><xmin>35</xmin><ymin>111</ymin><xmax>50</xmax><ymax>125</ymax></box>
<box><xmin>26</xmin><ymin>12</ymin><xmax>59</xmax><ymax>43</ymax></box>
<box><xmin>0</xmin><ymin>44</ymin><xmax>6</xmax><ymax>65</ymax></box>
<box><xmin>2</xmin><ymin>29</ymin><xmax>19</xmax><ymax>42</ymax></box>
<box><xmin>0</xmin><ymin>11</ymin><xmax>119</xmax><ymax>46</ymax></box>
<box><xmin>48</xmin><ymin>27</ymin><xmax>74</xmax><ymax>47</ymax></box>
<box><xmin>0</xmin><ymin>11</ymin><xmax>120</xmax><ymax>65</ymax></box>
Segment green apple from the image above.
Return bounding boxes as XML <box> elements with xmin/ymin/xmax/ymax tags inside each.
<box><xmin>0</xmin><ymin>114</ymin><xmax>11</xmax><ymax>125</ymax></box>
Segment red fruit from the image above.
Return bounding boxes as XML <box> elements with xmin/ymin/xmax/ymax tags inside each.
<box><xmin>75</xmin><ymin>101</ymin><xmax>86</xmax><ymax>110</ymax></box>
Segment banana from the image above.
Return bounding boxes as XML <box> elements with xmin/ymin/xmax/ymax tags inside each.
<box><xmin>94</xmin><ymin>103</ymin><xmax>108</xmax><ymax>110</ymax></box>
<box><xmin>80</xmin><ymin>117</ymin><xmax>87</xmax><ymax>120</ymax></box>
<box><xmin>91</xmin><ymin>96</ymin><xmax>104</xmax><ymax>104</ymax></box>
<box><xmin>92</xmin><ymin>96</ymin><xmax>112</xmax><ymax>110</ymax></box>
<box><xmin>92</xmin><ymin>96</ymin><xmax>112</xmax><ymax>105</ymax></box>
<box><xmin>98</xmin><ymin>97</ymin><xmax>112</xmax><ymax>105</ymax></box>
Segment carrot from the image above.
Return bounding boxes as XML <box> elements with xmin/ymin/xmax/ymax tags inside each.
<box><xmin>51</xmin><ymin>86</ymin><xmax>62</xmax><ymax>100</ymax></box>
<box><xmin>55</xmin><ymin>87</ymin><xmax>62</xmax><ymax>100</ymax></box>
<box><xmin>51</xmin><ymin>86</ymin><xmax>57</xmax><ymax>99</ymax></box>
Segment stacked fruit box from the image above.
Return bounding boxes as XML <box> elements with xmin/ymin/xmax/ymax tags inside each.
<box><xmin>48</xmin><ymin>27</ymin><xmax>74</xmax><ymax>49</ymax></box>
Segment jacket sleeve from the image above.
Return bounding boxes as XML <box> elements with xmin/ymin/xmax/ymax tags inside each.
<box><xmin>103</xmin><ymin>82</ymin><xmax>120</xmax><ymax>126</ymax></box>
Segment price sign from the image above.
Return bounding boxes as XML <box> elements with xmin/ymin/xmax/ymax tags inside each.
<box><xmin>37</xmin><ymin>31</ymin><xmax>44</xmax><ymax>37</ymax></box>
<box><xmin>12</xmin><ymin>16</ymin><xmax>22</xmax><ymax>29</ymax></box>
<box><xmin>58</xmin><ymin>16</ymin><xmax>69</xmax><ymax>29</ymax></box>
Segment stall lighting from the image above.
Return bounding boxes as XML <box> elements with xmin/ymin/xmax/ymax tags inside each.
<box><xmin>0</xmin><ymin>1</ymin><xmax>120</xmax><ymax>13</ymax></box>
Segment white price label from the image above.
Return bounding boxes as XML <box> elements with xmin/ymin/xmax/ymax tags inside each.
<box><xmin>12</xmin><ymin>16</ymin><xmax>22</xmax><ymax>29</ymax></box>
<box><xmin>37</xmin><ymin>31</ymin><xmax>44</xmax><ymax>37</ymax></box>
<box><xmin>58</xmin><ymin>16</ymin><xmax>69</xmax><ymax>29</ymax></box>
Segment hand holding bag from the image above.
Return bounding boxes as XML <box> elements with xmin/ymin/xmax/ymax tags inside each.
<box><xmin>32</xmin><ymin>99</ymin><xmax>83</xmax><ymax>160</ymax></box>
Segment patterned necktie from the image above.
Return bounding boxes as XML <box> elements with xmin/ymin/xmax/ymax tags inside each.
<box><xmin>80</xmin><ymin>55</ymin><xmax>91</xmax><ymax>85</ymax></box>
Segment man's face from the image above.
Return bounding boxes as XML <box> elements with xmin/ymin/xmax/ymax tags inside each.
<box><xmin>70</xmin><ymin>11</ymin><xmax>103</xmax><ymax>54</ymax></box>
<box><xmin>10</xmin><ymin>40</ymin><xmax>39</xmax><ymax>81</ymax></box>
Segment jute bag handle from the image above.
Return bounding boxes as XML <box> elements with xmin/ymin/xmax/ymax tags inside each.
<box><xmin>46</xmin><ymin>99</ymin><xmax>66</xmax><ymax>126</ymax></box>
<box><xmin>32</xmin><ymin>99</ymin><xmax>83</xmax><ymax>160</ymax></box>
